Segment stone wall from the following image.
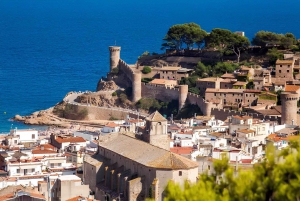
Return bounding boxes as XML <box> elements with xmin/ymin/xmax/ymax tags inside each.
<box><xmin>211</xmin><ymin>108</ymin><xmax>281</xmax><ymax>122</ymax></box>
<box><xmin>73</xmin><ymin>104</ymin><xmax>143</xmax><ymax>120</ymax></box>
<box><xmin>128</xmin><ymin>177</ymin><xmax>144</xmax><ymax>201</ymax></box>
<box><xmin>141</xmin><ymin>83</ymin><xmax>180</xmax><ymax>102</ymax></box>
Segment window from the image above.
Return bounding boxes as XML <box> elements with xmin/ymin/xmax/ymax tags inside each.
<box><xmin>14</xmin><ymin>140</ymin><xmax>17</xmax><ymax>144</ymax></box>
<box><xmin>288</xmin><ymin>65</ymin><xmax>290</xmax><ymax>67</ymax></box>
<box><xmin>279</xmin><ymin>70</ymin><xmax>281</xmax><ymax>73</ymax></box>
<box><xmin>287</xmin><ymin>70</ymin><xmax>289</xmax><ymax>73</ymax></box>
<box><xmin>17</xmin><ymin>169</ymin><xmax>20</xmax><ymax>173</ymax></box>
<box><xmin>214</xmin><ymin>93</ymin><xmax>216</xmax><ymax>96</ymax></box>
<box><xmin>179</xmin><ymin>171</ymin><xmax>182</xmax><ymax>176</ymax></box>
<box><xmin>51</xmin><ymin>163</ymin><xmax>54</xmax><ymax>168</ymax></box>
<box><xmin>32</xmin><ymin>134</ymin><xmax>35</xmax><ymax>139</ymax></box>
<box><xmin>280</xmin><ymin>65</ymin><xmax>282</xmax><ymax>67</ymax></box>
<box><xmin>32</xmin><ymin>168</ymin><xmax>35</xmax><ymax>172</ymax></box>
<box><xmin>208</xmin><ymin>165</ymin><xmax>210</xmax><ymax>170</ymax></box>
<box><xmin>58</xmin><ymin>163</ymin><xmax>62</xmax><ymax>167</ymax></box>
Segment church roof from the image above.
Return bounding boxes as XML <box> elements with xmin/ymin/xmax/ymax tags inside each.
<box><xmin>98</xmin><ymin>133</ymin><xmax>198</xmax><ymax>170</ymax></box>
<box><xmin>146</xmin><ymin>111</ymin><xmax>166</xmax><ymax>122</ymax></box>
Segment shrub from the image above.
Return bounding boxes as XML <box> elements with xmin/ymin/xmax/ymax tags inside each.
<box><xmin>136</xmin><ymin>98</ymin><xmax>161</xmax><ymax>111</ymax></box>
<box><xmin>119</xmin><ymin>93</ymin><xmax>128</xmax><ymax>103</ymax></box>
<box><xmin>112</xmin><ymin>92</ymin><xmax>117</xmax><ymax>96</ymax></box>
<box><xmin>142</xmin><ymin>66</ymin><xmax>152</xmax><ymax>74</ymax></box>
<box><xmin>141</xmin><ymin>78</ymin><xmax>154</xmax><ymax>83</ymax></box>
<box><xmin>112</xmin><ymin>67</ymin><xmax>119</xmax><ymax>74</ymax></box>
<box><xmin>109</xmin><ymin>116</ymin><xmax>119</xmax><ymax>120</ymax></box>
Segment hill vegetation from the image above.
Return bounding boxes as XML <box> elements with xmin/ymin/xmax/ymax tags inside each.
<box><xmin>147</xmin><ymin>141</ymin><xmax>300</xmax><ymax>201</ymax></box>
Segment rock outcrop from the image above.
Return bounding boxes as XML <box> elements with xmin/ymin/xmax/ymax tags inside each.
<box><xmin>96</xmin><ymin>80</ymin><xmax>118</xmax><ymax>91</ymax></box>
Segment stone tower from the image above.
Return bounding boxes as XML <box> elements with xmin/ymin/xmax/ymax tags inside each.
<box><xmin>143</xmin><ymin>111</ymin><xmax>169</xmax><ymax>150</ymax></box>
<box><xmin>178</xmin><ymin>85</ymin><xmax>188</xmax><ymax>111</ymax></box>
<box><xmin>132</xmin><ymin>72</ymin><xmax>142</xmax><ymax>102</ymax></box>
<box><xmin>281</xmin><ymin>92</ymin><xmax>298</xmax><ymax>125</ymax></box>
<box><xmin>109</xmin><ymin>46</ymin><xmax>121</xmax><ymax>72</ymax></box>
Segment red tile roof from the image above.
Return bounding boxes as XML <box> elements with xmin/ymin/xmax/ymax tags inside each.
<box><xmin>55</xmin><ymin>136</ymin><xmax>86</xmax><ymax>144</ymax></box>
<box><xmin>105</xmin><ymin>122</ymin><xmax>120</xmax><ymax>128</ymax></box>
<box><xmin>170</xmin><ymin>147</ymin><xmax>194</xmax><ymax>155</ymax></box>
<box><xmin>285</xmin><ymin>85</ymin><xmax>300</xmax><ymax>92</ymax></box>
<box><xmin>32</xmin><ymin>149</ymin><xmax>57</xmax><ymax>154</ymax></box>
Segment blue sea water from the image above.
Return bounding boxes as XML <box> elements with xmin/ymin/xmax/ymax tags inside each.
<box><xmin>0</xmin><ymin>0</ymin><xmax>299</xmax><ymax>133</ymax></box>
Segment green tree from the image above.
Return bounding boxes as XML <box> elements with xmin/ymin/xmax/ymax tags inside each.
<box><xmin>206</xmin><ymin>28</ymin><xmax>249</xmax><ymax>62</ymax></box>
<box><xmin>161</xmin><ymin>23</ymin><xmax>207</xmax><ymax>50</ymax></box>
<box><xmin>214</xmin><ymin>62</ymin><xmax>238</xmax><ymax>76</ymax></box>
<box><xmin>228</xmin><ymin>34</ymin><xmax>250</xmax><ymax>63</ymax></box>
<box><xmin>157</xmin><ymin>141</ymin><xmax>300</xmax><ymax>201</ymax></box>
<box><xmin>266</xmin><ymin>48</ymin><xmax>284</xmax><ymax>66</ymax></box>
<box><xmin>281</xmin><ymin>33</ymin><xmax>297</xmax><ymax>49</ymax></box>
<box><xmin>142</xmin><ymin>66</ymin><xmax>152</xmax><ymax>74</ymax></box>
<box><xmin>252</xmin><ymin>31</ymin><xmax>283</xmax><ymax>48</ymax></box>
<box><xmin>194</xmin><ymin>62</ymin><xmax>212</xmax><ymax>78</ymax></box>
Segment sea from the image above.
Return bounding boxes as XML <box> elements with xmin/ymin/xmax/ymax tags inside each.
<box><xmin>0</xmin><ymin>0</ymin><xmax>299</xmax><ymax>133</ymax></box>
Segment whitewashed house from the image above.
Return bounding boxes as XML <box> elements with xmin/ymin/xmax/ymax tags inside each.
<box><xmin>10</xmin><ymin>129</ymin><xmax>39</xmax><ymax>143</ymax></box>
<box><xmin>101</xmin><ymin>122</ymin><xmax>120</xmax><ymax>133</ymax></box>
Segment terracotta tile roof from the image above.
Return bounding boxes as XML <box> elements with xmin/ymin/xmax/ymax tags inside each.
<box><xmin>146</xmin><ymin>111</ymin><xmax>166</xmax><ymax>122</ymax></box>
<box><xmin>99</xmin><ymin>133</ymin><xmax>198</xmax><ymax>169</ymax></box>
<box><xmin>276</xmin><ymin>60</ymin><xmax>294</xmax><ymax>65</ymax></box>
<box><xmin>267</xmin><ymin>133</ymin><xmax>300</xmax><ymax>142</ymax></box>
<box><xmin>105</xmin><ymin>122</ymin><xmax>120</xmax><ymax>128</ymax></box>
<box><xmin>285</xmin><ymin>85</ymin><xmax>300</xmax><ymax>92</ymax></box>
<box><xmin>149</xmin><ymin>79</ymin><xmax>177</xmax><ymax>85</ymax></box>
<box><xmin>197</xmin><ymin>77</ymin><xmax>222</xmax><ymax>82</ymax></box>
<box><xmin>55</xmin><ymin>136</ymin><xmax>86</xmax><ymax>144</ymax></box>
<box><xmin>32</xmin><ymin>149</ymin><xmax>57</xmax><ymax>154</ymax></box>
<box><xmin>206</xmin><ymin>88</ymin><xmax>244</xmax><ymax>93</ymax></box>
<box><xmin>37</xmin><ymin>144</ymin><xmax>55</xmax><ymax>150</ymax></box>
<box><xmin>147</xmin><ymin>152</ymin><xmax>198</xmax><ymax>169</ymax></box>
<box><xmin>209</xmin><ymin>132</ymin><xmax>225</xmax><ymax>137</ymax></box>
<box><xmin>221</xmin><ymin>73</ymin><xmax>235</xmax><ymax>79</ymax></box>
<box><xmin>237</xmin><ymin>129</ymin><xmax>255</xmax><ymax>134</ymax></box>
<box><xmin>170</xmin><ymin>147</ymin><xmax>193</xmax><ymax>155</ymax></box>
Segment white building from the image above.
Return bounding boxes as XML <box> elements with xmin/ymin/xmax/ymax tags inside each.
<box><xmin>73</xmin><ymin>131</ymin><xmax>99</xmax><ymax>141</ymax></box>
<box><xmin>10</xmin><ymin>129</ymin><xmax>39</xmax><ymax>143</ymax></box>
<box><xmin>101</xmin><ymin>122</ymin><xmax>120</xmax><ymax>133</ymax></box>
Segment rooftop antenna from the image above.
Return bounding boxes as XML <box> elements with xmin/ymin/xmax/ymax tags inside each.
<box><xmin>115</xmin><ymin>40</ymin><xmax>117</xmax><ymax>46</ymax></box>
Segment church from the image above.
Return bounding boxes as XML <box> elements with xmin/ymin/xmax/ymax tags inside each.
<box><xmin>83</xmin><ymin>111</ymin><xmax>198</xmax><ymax>201</ymax></box>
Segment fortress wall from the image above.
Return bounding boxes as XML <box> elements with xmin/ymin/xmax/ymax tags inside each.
<box><xmin>73</xmin><ymin>105</ymin><xmax>142</xmax><ymax>121</ymax></box>
<box><xmin>119</xmin><ymin>59</ymin><xmax>134</xmax><ymax>81</ymax></box>
<box><xmin>211</xmin><ymin>108</ymin><xmax>281</xmax><ymax>122</ymax></box>
<box><xmin>141</xmin><ymin>83</ymin><xmax>180</xmax><ymax>102</ymax></box>
<box><xmin>187</xmin><ymin>93</ymin><xmax>222</xmax><ymax>116</ymax></box>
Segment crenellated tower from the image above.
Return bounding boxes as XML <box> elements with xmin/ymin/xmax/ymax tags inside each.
<box><xmin>281</xmin><ymin>92</ymin><xmax>298</xmax><ymax>125</ymax></box>
<box><xmin>109</xmin><ymin>46</ymin><xmax>121</xmax><ymax>72</ymax></box>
